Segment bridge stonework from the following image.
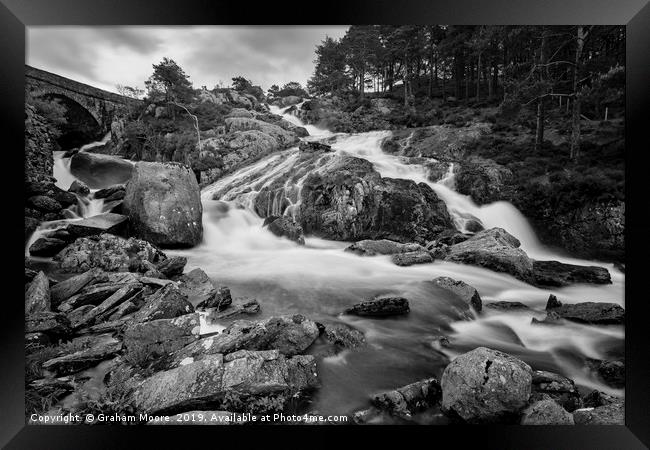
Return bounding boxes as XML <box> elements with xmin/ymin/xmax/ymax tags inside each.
<box><xmin>25</xmin><ymin>65</ymin><xmax>142</xmax><ymax>133</ymax></box>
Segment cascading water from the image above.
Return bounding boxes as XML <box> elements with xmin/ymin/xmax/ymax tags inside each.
<box><xmin>168</xmin><ymin>104</ymin><xmax>624</xmax><ymax>416</ymax></box>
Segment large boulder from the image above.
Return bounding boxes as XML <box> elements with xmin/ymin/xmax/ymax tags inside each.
<box><xmin>133</xmin><ymin>350</ymin><xmax>318</xmax><ymax>415</ymax></box>
<box><xmin>29</xmin><ymin>237</ymin><xmax>68</xmax><ymax>257</ymax></box>
<box><xmin>431</xmin><ymin>277</ymin><xmax>482</xmax><ymax>312</ymax></box>
<box><xmin>123</xmin><ymin>162</ymin><xmax>203</xmax><ymax>248</ymax></box>
<box><xmin>440</xmin><ymin>347</ymin><xmax>533</xmax><ymax>423</ymax></box>
<box><xmin>531</xmin><ymin>260</ymin><xmax>611</xmax><ymax>287</ymax></box>
<box><xmin>178</xmin><ymin>268</ymin><xmax>231</xmax><ymax>310</ymax></box>
<box><xmin>520</xmin><ymin>399</ymin><xmax>574</xmax><ymax>425</ymax></box>
<box><xmin>69</xmin><ymin>152</ymin><xmax>134</xmax><ymax>189</ymax></box>
<box><xmin>299</xmin><ymin>155</ymin><xmax>453</xmax><ymax>243</ymax></box>
<box><xmin>391</xmin><ymin>251</ymin><xmax>433</xmax><ymax>266</ymax></box>
<box><xmin>345</xmin><ymin>297</ymin><xmax>410</xmax><ymax>317</ymax></box>
<box><xmin>54</xmin><ymin>233</ymin><xmax>166</xmax><ymax>273</ymax></box>
<box><xmin>156</xmin><ymin>256</ymin><xmax>187</xmax><ymax>278</ymax></box>
<box><xmin>455</xmin><ymin>158</ymin><xmax>513</xmax><ymax>205</ymax></box>
<box><xmin>444</xmin><ymin>228</ymin><xmax>534</xmax><ymax>283</ymax></box>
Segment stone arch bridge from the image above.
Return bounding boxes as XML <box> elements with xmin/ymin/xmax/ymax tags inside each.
<box><xmin>26</xmin><ymin>65</ymin><xmax>142</xmax><ymax>147</ymax></box>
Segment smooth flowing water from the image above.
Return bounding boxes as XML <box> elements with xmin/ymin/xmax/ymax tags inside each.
<box><xmin>169</xmin><ymin>105</ymin><xmax>624</xmax><ymax>415</ymax></box>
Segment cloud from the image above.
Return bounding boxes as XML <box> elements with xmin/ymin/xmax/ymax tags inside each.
<box><xmin>26</xmin><ymin>26</ymin><xmax>348</xmax><ymax>93</ymax></box>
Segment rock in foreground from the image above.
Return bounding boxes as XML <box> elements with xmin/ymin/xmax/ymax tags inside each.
<box><xmin>345</xmin><ymin>297</ymin><xmax>410</xmax><ymax>317</ymax></box>
<box><xmin>441</xmin><ymin>347</ymin><xmax>532</xmax><ymax>423</ymax></box>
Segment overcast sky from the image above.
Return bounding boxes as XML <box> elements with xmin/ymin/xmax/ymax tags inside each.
<box><xmin>27</xmin><ymin>26</ymin><xmax>349</xmax><ymax>94</ymax></box>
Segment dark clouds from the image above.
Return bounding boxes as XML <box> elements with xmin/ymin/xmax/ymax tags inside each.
<box><xmin>27</xmin><ymin>26</ymin><xmax>348</xmax><ymax>93</ymax></box>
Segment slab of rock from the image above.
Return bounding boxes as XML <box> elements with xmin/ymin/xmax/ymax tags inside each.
<box><xmin>391</xmin><ymin>251</ymin><xmax>433</xmax><ymax>266</ymax></box>
<box><xmin>345</xmin><ymin>297</ymin><xmax>410</xmax><ymax>317</ymax></box>
<box><xmin>123</xmin><ymin>313</ymin><xmax>201</xmax><ymax>366</ymax></box>
<box><xmin>25</xmin><ymin>312</ymin><xmax>72</xmax><ymax>339</ymax></box>
<box><xmin>573</xmin><ymin>399</ymin><xmax>624</xmax><ymax>425</ymax></box>
<box><xmin>55</xmin><ymin>233</ymin><xmax>166</xmax><ymax>273</ymax></box>
<box><xmin>77</xmin><ymin>283</ymin><xmax>144</xmax><ymax>327</ymax></box>
<box><xmin>65</xmin><ymin>213</ymin><xmax>128</xmax><ymax>238</ymax></box>
<box><xmin>441</xmin><ymin>347</ymin><xmax>533</xmax><ymax>423</ymax></box>
<box><xmin>371</xmin><ymin>378</ymin><xmax>441</xmax><ymax>418</ymax></box>
<box><xmin>432</xmin><ymin>277</ymin><xmax>482</xmax><ymax>312</ymax></box>
<box><xmin>133</xmin><ymin>349</ymin><xmax>318</xmax><ymax>415</ymax></box>
<box><xmin>29</xmin><ymin>237</ymin><xmax>68</xmax><ymax>257</ymax></box>
<box><xmin>520</xmin><ymin>399</ymin><xmax>574</xmax><ymax>425</ymax></box>
<box><xmin>57</xmin><ymin>284</ymin><xmax>123</xmax><ymax>312</ymax></box>
<box><xmin>298</xmin><ymin>141</ymin><xmax>332</xmax><ymax>153</ymax></box>
<box><xmin>532</xmin><ymin>260</ymin><xmax>611</xmax><ymax>287</ymax></box>
<box><xmin>50</xmin><ymin>268</ymin><xmax>107</xmax><ymax>305</ymax></box>
<box><xmin>107</xmin><ymin>300</ymin><xmax>140</xmax><ymax>322</ymax></box>
<box><xmin>123</xmin><ymin>162</ymin><xmax>203</xmax><ymax>248</ymax></box>
<box><xmin>346</xmin><ymin>239</ymin><xmax>427</xmax><ymax>256</ymax></box>
<box><xmin>531</xmin><ymin>370</ymin><xmax>582</xmax><ymax>412</ymax></box>
<box><xmin>25</xmin><ymin>271</ymin><xmax>51</xmax><ymax>314</ymax></box>
<box><xmin>263</xmin><ymin>216</ymin><xmax>305</xmax><ymax>245</ymax></box>
<box><xmin>445</xmin><ymin>228</ymin><xmax>534</xmax><ymax>283</ymax></box>
<box><xmin>67</xmin><ymin>305</ymin><xmax>95</xmax><ymax>328</ymax></box>
<box><xmin>169</xmin><ymin>315</ymin><xmax>320</xmax><ymax>366</ymax></box>
<box><xmin>133</xmin><ymin>284</ymin><xmax>194</xmax><ymax>323</ymax></box>
<box><xmin>42</xmin><ymin>335</ymin><xmax>122</xmax><ymax>376</ymax></box>
<box><xmin>545</xmin><ymin>295</ymin><xmax>624</xmax><ymax>325</ymax></box>
<box><xmin>484</xmin><ymin>301</ymin><xmax>531</xmax><ymax>311</ymax></box>
<box><xmin>156</xmin><ymin>256</ymin><xmax>187</xmax><ymax>278</ymax></box>
<box><xmin>177</xmin><ymin>268</ymin><xmax>228</xmax><ymax>309</ymax></box>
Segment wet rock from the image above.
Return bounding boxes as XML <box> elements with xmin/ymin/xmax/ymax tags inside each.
<box><xmin>391</xmin><ymin>251</ymin><xmax>433</xmax><ymax>266</ymax></box>
<box><xmin>345</xmin><ymin>297</ymin><xmax>410</xmax><ymax>317</ymax></box>
<box><xmin>25</xmin><ymin>312</ymin><xmax>72</xmax><ymax>339</ymax></box>
<box><xmin>29</xmin><ymin>237</ymin><xmax>68</xmax><ymax>257</ymax></box>
<box><xmin>465</xmin><ymin>219</ymin><xmax>484</xmax><ymax>233</ymax></box>
<box><xmin>133</xmin><ymin>284</ymin><xmax>194</xmax><ymax>323</ymax></box>
<box><xmin>586</xmin><ymin>359</ymin><xmax>625</xmax><ymax>389</ymax></box>
<box><xmin>65</xmin><ymin>213</ymin><xmax>128</xmax><ymax>239</ymax></box>
<box><xmin>25</xmin><ymin>217</ymin><xmax>40</xmax><ymax>241</ymax></box>
<box><xmin>445</xmin><ymin>228</ymin><xmax>534</xmax><ymax>283</ymax></box>
<box><xmin>123</xmin><ymin>313</ymin><xmax>201</xmax><ymax>366</ymax></box>
<box><xmin>225</xmin><ymin>117</ymin><xmax>298</xmax><ymax>147</ymax></box>
<box><xmin>432</xmin><ymin>229</ymin><xmax>470</xmax><ymax>247</ymax></box>
<box><xmin>440</xmin><ymin>347</ymin><xmax>532</xmax><ymax>423</ymax></box>
<box><xmin>531</xmin><ymin>370</ymin><xmax>582</xmax><ymax>412</ymax></box>
<box><xmin>107</xmin><ymin>300</ymin><xmax>141</xmax><ymax>322</ymax></box>
<box><xmin>55</xmin><ymin>233</ymin><xmax>166</xmax><ymax>273</ymax></box>
<box><xmin>299</xmin><ymin>155</ymin><xmax>453</xmax><ymax>244</ymax></box>
<box><xmin>431</xmin><ymin>277</ymin><xmax>482</xmax><ymax>312</ymax></box>
<box><xmin>69</xmin><ymin>152</ymin><xmax>134</xmax><ymax>189</ymax></box>
<box><xmin>323</xmin><ymin>324</ymin><xmax>366</xmax><ymax>351</ymax></box>
<box><xmin>133</xmin><ymin>349</ymin><xmax>318</xmax><ymax>415</ymax></box>
<box><xmin>371</xmin><ymin>378</ymin><xmax>442</xmax><ymax>418</ymax></box>
<box><xmin>42</xmin><ymin>335</ymin><xmax>122</xmax><ymax>376</ymax></box>
<box><xmin>582</xmin><ymin>390</ymin><xmax>619</xmax><ymax>408</ymax></box>
<box><xmin>545</xmin><ymin>295</ymin><xmax>624</xmax><ymax>325</ymax></box>
<box><xmin>227</xmin><ymin>108</ymin><xmax>253</xmax><ymax>119</ymax></box>
<box><xmin>208</xmin><ymin>298</ymin><xmax>260</xmax><ymax>321</ymax></box>
<box><xmin>263</xmin><ymin>216</ymin><xmax>305</xmax><ymax>245</ymax></box>
<box><xmin>345</xmin><ymin>239</ymin><xmax>426</xmax><ymax>256</ymax></box>
<box><xmin>298</xmin><ymin>141</ymin><xmax>333</xmax><ymax>153</ymax></box>
<box><xmin>520</xmin><ymin>399</ymin><xmax>574</xmax><ymax>425</ymax></box>
<box><xmin>50</xmin><ymin>268</ymin><xmax>107</xmax><ymax>306</ymax></box>
<box><xmin>484</xmin><ymin>301</ymin><xmax>530</xmax><ymax>311</ymax></box>
<box><xmin>67</xmin><ymin>305</ymin><xmax>95</xmax><ymax>328</ymax></box>
<box><xmin>532</xmin><ymin>260</ymin><xmax>611</xmax><ymax>287</ymax></box>
<box><xmin>455</xmin><ymin>158</ymin><xmax>512</xmax><ymax>205</ymax></box>
<box><xmin>94</xmin><ymin>184</ymin><xmax>126</xmax><ymax>201</ymax></box>
<box><xmin>29</xmin><ymin>377</ymin><xmax>77</xmax><ymax>400</ymax></box>
<box><xmin>123</xmin><ymin>162</ymin><xmax>203</xmax><ymax>248</ymax></box>
<box><xmin>156</xmin><ymin>256</ymin><xmax>187</xmax><ymax>279</ymax></box>
<box><xmin>573</xmin><ymin>399</ymin><xmax>624</xmax><ymax>425</ymax></box>
<box><xmin>25</xmin><ymin>271</ymin><xmax>51</xmax><ymax>314</ymax></box>
<box><xmin>69</xmin><ymin>180</ymin><xmax>90</xmax><ymax>196</ymax></box>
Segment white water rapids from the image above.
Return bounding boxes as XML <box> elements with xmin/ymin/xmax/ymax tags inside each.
<box><xmin>166</xmin><ymin>104</ymin><xmax>625</xmax><ymax>415</ymax></box>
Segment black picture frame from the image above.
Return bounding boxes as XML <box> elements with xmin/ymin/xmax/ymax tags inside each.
<box><xmin>2</xmin><ymin>1</ymin><xmax>649</xmax><ymax>448</ymax></box>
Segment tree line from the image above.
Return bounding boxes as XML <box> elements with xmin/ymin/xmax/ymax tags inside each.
<box><xmin>308</xmin><ymin>25</ymin><xmax>624</xmax><ymax>159</ymax></box>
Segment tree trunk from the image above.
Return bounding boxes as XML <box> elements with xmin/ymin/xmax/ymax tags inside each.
<box><xmin>535</xmin><ymin>30</ymin><xmax>547</xmax><ymax>152</ymax></box>
<box><xmin>570</xmin><ymin>26</ymin><xmax>586</xmax><ymax>160</ymax></box>
<box><xmin>465</xmin><ymin>58</ymin><xmax>470</xmax><ymax>100</ymax></box>
<box><xmin>476</xmin><ymin>52</ymin><xmax>481</xmax><ymax>102</ymax></box>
